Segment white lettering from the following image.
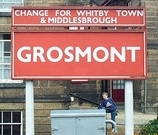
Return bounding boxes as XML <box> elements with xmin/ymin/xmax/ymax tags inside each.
<box><xmin>55</xmin><ymin>10</ymin><xmax>71</xmax><ymax>16</ymax></box>
<box><xmin>93</xmin><ymin>47</ymin><xmax>109</xmax><ymax>62</ymax></box>
<box><xmin>76</xmin><ymin>10</ymin><xmax>109</xmax><ymax>16</ymax></box>
<box><xmin>126</xmin><ymin>47</ymin><xmax>140</xmax><ymax>62</ymax></box>
<box><xmin>17</xmin><ymin>46</ymin><xmax>31</xmax><ymax>62</ymax></box>
<box><xmin>15</xmin><ymin>10</ymin><xmax>49</xmax><ymax>16</ymax></box>
<box><xmin>33</xmin><ymin>47</ymin><xmax>45</xmax><ymax>62</ymax></box>
<box><xmin>76</xmin><ymin>47</ymin><xmax>91</xmax><ymax>62</ymax></box>
<box><xmin>116</xmin><ymin>10</ymin><xmax>143</xmax><ymax>16</ymax></box>
<box><xmin>64</xmin><ymin>46</ymin><xmax>74</xmax><ymax>62</ymax></box>
<box><xmin>17</xmin><ymin>46</ymin><xmax>140</xmax><ymax>63</ymax></box>
<box><xmin>48</xmin><ymin>17</ymin><xmax>117</xmax><ymax>24</ymax></box>
<box><xmin>111</xmin><ymin>47</ymin><xmax>126</xmax><ymax>62</ymax></box>
<box><xmin>47</xmin><ymin>47</ymin><xmax>63</xmax><ymax>62</ymax></box>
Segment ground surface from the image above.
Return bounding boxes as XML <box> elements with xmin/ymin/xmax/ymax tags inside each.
<box><xmin>70</xmin><ymin>104</ymin><xmax>157</xmax><ymax>135</ymax></box>
<box><xmin>106</xmin><ymin>109</ymin><xmax>157</xmax><ymax>135</ymax></box>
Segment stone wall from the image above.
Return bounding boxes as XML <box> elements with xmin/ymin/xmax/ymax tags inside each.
<box><xmin>0</xmin><ymin>102</ymin><xmax>68</xmax><ymax>135</ymax></box>
<box><xmin>145</xmin><ymin>0</ymin><xmax>158</xmax><ymax>111</ymax></box>
<box><xmin>33</xmin><ymin>102</ymin><xmax>69</xmax><ymax>135</ymax></box>
<box><xmin>68</xmin><ymin>80</ymin><xmax>102</xmax><ymax>106</ymax></box>
<box><xmin>129</xmin><ymin>0</ymin><xmax>158</xmax><ymax>112</ymax></box>
<box><xmin>24</xmin><ymin>0</ymin><xmax>89</xmax><ymax>6</ymax></box>
<box><xmin>146</xmin><ymin>49</ymin><xmax>158</xmax><ymax>111</ymax></box>
<box><xmin>0</xmin><ymin>79</ymin><xmax>101</xmax><ymax>135</ymax></box>
<box><xmin>145</xmin><ymin>0</ymin><xmax>158</xmax><ymax>44</ymax></box>
<box><xmin>0</xmin><ymin>80</ymin><xmax>71</xmax><ymax>135</ymax></box>
<box><xmin>0</xmin><ymin>17</ymin><xmax>11</xmax><ymax>32</ymax></box>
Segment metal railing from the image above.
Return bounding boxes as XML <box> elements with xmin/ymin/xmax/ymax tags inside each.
<box><xmin>106</xmin><ymin>120</ymin><xmax>117</xmax><ymax>132</ymax></box>
<box><xmin>69</xmin><ymin>93</ymin><xmax>99</xmax><ymax>106</ymax></box>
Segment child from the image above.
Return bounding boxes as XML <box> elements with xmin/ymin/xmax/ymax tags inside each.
<box><xmin>98</xmin><ymin>92</ymin><xmax>117</xmax><ymax>131</ymax></box>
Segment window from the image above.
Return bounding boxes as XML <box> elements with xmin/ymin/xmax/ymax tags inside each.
<box><xmin>0</xmin><ymin>0</ymin><xmax>23</xmax><ymax>12</ymax></box>
<box><xmin>0</xmin><ymin>111</ymin><xmax>23</xmax><ymax>135</ymax></box>
<box><xmin>0</xmin><ymin>34</ymin><xmax>23</xmax><ymax>83</ymax></box>
<box><xmin>0</xmin><ymin>34</ymin><xmax>10</xmax><ymax>81</ymax></box>
<box><xmin>113</xmin><ymin>80</ymin><xmax>124</xmax><ymax>89</ymax></box>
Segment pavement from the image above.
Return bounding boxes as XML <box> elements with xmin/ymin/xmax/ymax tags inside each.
<box><xmin>106</xmin><ymin>109</ymin><xmax>157</xmax><ymax>125</ymax></box>
<box><xmin>70</xmin><ymin>104</ymin><xmax>157</xmax><ymax>134</ymax></box>
<box><xmin>70</xmin><ymin>103</ymin><xmax>157</xmax><ymax>125</ymax></box>
<box><xmin>105</xmin><ymin>109</ymin><xmax>157</xmax><ymax>135</ymax></box>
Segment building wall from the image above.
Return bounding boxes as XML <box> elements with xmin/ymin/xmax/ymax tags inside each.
<box><xmin>145</xmin><ymin>0</ymin><xmax>158</xmax><ymax>111</ymax></box>
<box><xmin>128</xmin><ymin>0</ymin><xmax>158</xmax><ymax>112</ymax></box>
<box><xmin>146</xmin><ymin>0</ymin><xmax>158</xmax><ymax>44</ymax></box>
<box><xmin>0</xmin><ymin>17</ymin><xmax>11</xmax><ymax>32</ymax></box>
<box><xmin>0</xmin><ymin>80</ymin><xmax>71</xmax><ymax>135</ymax></box>
<box><xmin>24</xmin><ymin>0</ymin><xmax>90</xmax><ymax>6</ymax></box>
<box><xmin>0</xmin><ymin>102</ymin><xmax>68</xmax><ymax>135</ymax></box>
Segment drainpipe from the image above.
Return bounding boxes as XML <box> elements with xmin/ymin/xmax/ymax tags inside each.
<box><xmin>102</xmin><ymin>80</ymin><xmax>107</xmax><ymax>93</ymax></box>
<box><xmin>101</xmin><ymin>80</ymin><xmax>108</xmax><ymax>98</ymax></box>
<box><xmin>144</xmin><ymin>79</ymin><xmax>147</xmax><ymax>113</ymax></box>
<box><xmin>89</xmin><ymin>0</ymin><xmax>93</xmax><ymax>6</ymax></box>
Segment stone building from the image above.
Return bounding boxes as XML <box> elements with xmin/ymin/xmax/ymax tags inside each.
<box><xmin>0</xmin><ymin>0</ymin><xmax>158</xmax><ymax>135</ymax></box>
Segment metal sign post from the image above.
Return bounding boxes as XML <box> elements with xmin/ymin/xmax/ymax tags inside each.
<box><xmin>25</xmin><ymin>81</ymin><xmax>34</xmax><ymax>135</ymax></box>
<box><xmin>125</xmin><ymin>80</ymin><xmax>134</xmax><ymax>135</ymax></box>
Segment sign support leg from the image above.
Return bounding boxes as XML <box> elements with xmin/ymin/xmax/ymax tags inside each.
<box><xmin>25</xmin><ymin>81</ymin><xmax>34</xmax><ymax>135</ymax></box>
<box><xmin>125</xmin><ymin>80</ymin><xmax>134</xmax><ymax>135</ymax></box>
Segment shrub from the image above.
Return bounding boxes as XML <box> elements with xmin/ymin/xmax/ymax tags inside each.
<box><xmin>139</xmin><ymin>119</ymin><xmax>158</xmax><ymax>135</ymax></box>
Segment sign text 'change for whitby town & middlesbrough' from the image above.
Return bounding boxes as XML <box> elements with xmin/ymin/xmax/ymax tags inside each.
<box><xmin>12</xmin><ymin>7</ymin><xmax>145</xmax><ymax>26</ymax></box>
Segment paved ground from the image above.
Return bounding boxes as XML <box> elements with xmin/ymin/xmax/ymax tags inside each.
<box><xmin>106</xmin><ymin>109</ymin><xmax>157</xmax><ymax>135</ymax></box>
<box><xmin>70</xmin><ymin>104</ymin><xmax>157</xmax><ymax>125</ymax></box>
<box><xmin>106</xmin><ymin>109</ymin><xmax>157</xmax><ymax>125</ymax></box>
<box><xmin>70</xmin><ymin>104</ymin><xmax>157</xmax><ymax>134</ymax></box>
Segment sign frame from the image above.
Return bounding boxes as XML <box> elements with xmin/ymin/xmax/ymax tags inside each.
<box><xmin>12</xmin><ymin>6</ymin><xmax>146</xmax><ymax>27</ymax></box>
<box><xmin>11</xmin><ymin>29</ymin><xmax>147</xmax><ymax>80</ymax></box>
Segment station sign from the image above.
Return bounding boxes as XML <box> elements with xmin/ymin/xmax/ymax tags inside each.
<box><xmin>12</xmin><ymin>6</ymin><xmax>146</xmax><ymax>27</ymax></box>
<box><xmin>11</xmin><ymin>31</ymin><xmax>146</xmax><ymax>80</ymax></box>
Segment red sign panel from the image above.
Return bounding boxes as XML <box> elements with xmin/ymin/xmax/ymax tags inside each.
<box><xmin>11</xmin><ymin>31</ymin><xmax>146</xmax><ymax>80</ymax></box>
<box><xmin>12</xmin><ymin>7</ymin><xmax>145</xmax><ymax>27</ymax></box>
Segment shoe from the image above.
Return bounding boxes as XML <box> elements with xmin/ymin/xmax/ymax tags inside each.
<box><xmin>111</xmin><ymin>128</ymin><xmax>115</xmax><ymax>132</ymax></box>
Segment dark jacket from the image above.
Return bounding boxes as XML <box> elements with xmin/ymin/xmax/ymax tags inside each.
<box><xmin>98</xmin><ymin>97</ymin><xmax>117</xmax><ymax>113</ymax></box>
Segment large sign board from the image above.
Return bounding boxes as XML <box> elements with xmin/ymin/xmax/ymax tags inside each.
<box><xmin>12</xmin><ymin>7</ymin><xmax>146</xmax><ymax>27</ymax></box>
<box><xmin>11</xmin><ymin>31</ymin><xmax>146</xmax><ymax>80</ymax></box>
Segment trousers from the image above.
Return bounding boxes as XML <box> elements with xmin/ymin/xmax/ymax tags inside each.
<box><xmin>106</xmin><ymin>110</ymin><xmax>117</xmax><ymax>128</ymax></box>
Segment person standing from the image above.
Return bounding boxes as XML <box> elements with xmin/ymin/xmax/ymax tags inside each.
<box><xmin>98</xmin><ymin>92</ymin><xmax>117</xmax><ymax>131</ymax></box>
